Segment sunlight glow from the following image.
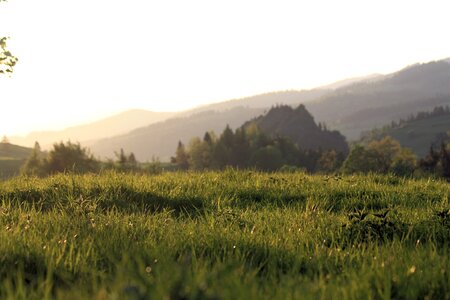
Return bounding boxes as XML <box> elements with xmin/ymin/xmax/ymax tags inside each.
<box><xmin>1</xmin><ymin>0</ymin><xmax>450</xmax><ymax>136</ymax></box>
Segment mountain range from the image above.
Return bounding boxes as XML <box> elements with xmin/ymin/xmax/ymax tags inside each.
<box><xmin>8</xmin><ymin>57</ymin><xmax>450</xmax><ymax>161</ymax></box>
<box><xmin>305</xmin><ymin>60</ymin><xmax>450</xmax><ymax>139</ymax></box>
<box><xmin>10</xmin><ymin>109</ymin><xmax>176</xmax><ymax>148</ymax></box>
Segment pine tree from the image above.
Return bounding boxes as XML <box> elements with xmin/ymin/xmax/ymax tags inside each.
<box><xmin>21</xmin><ymin>142</ymin><xmax>43</xmax><ymax>176</ymax></box>
<box><xmin>439</xmin><ymin>142</ymin><xmax>450</xmax><ymax>179</ymax></box>
<box><xmin>174</xmin><ymin>141</ymin><xmax>189</xmax><ymax>170</ymax></box>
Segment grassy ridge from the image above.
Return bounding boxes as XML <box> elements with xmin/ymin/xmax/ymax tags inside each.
<box><xmin>0</xmin><ymin>171</ymin><xmax>449</xmax><ymax>299</ymax></box>
<box><xmin>0</xmin><ymin>143</ymin><xmax>33</xmax><ymax>179</ymax></box>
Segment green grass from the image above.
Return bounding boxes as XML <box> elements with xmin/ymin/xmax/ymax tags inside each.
<box><xmin>0</xmin><ymin>170</ymin><xmax>449</xmax><ymax>299</ymax></box>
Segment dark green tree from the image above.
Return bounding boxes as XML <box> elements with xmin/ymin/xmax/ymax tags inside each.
<box><xmin>419</xmin><ymin>146</ymin><xmax>439</xmax><ymax>173</ymax></box>
<box><xmin>188</xmin><ymin>137</ymin><xmax>211</xmax><ymax>170</ymax></box>
<box><xmin>317</xmin><ymin>150</ymin><xmax>341</xmax><ymax>173</ymax></box>
<box><xmin>21</xmin><ymin>142</ymin><xmax>44</xmax><ymax>176</ymax></box>
<box><xmin>342</xmin><ymin>145</ymin><xmax>379</xmax><ymax>173</ymax></box>
<box><xmin>211</xmin><ymin>126</ymin><xmax>235</xmax><ymax>168</ymax></box>
<box><xmin>390</xmin><ymin>148</ymin><xmax>417</xmax><ymax>176</ymax></box>
<box><xmin>439</xmin><ymin>142</ymin><xmax>450</xmax><ymax>179</ymax></box>
<box><xmin>250</xmin><ymin>145</ymin><xmax>283</xmax><ymax>171</ymax></box>
<box><xmin>229</xmin><ymin>128</ymin><xmax>250</xmax><ymax>168</ymax></box>
<box><xmin>115</xmin><ymin>148</ymin><xmax>127</xmax><ymax>166</ymax></box>
<box><xmin>172</xmin><ymin>141</ymin><xmax>189</xmax><ymax>170</ymax></box>
<box><xmin>114</xmin><ymin>148</ymin><xmax>139</xmax><ymax>171</ymax></box>
<box><xmin>44</xmin><ymin>141</ymin><xmax>99</xmax><ymax>174</ymax></box>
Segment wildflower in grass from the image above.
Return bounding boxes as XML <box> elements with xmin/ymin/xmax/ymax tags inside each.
<box><xmin>145</xmin><ymin>266</ymin><xmax>152</xmax><ymax>273</ymax></box>
<box><xmin>408</xmin><ymin>266</ymin><xmax>417</xmax><ymax>275</ymax></box>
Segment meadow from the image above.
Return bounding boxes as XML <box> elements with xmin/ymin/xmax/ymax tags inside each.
<box><xmin>0</xmin><ymin>170</ymin><xmax>448</xmax><ymax>299</ymax></box>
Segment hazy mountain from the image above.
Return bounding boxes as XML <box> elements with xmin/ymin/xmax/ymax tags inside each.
<box><xmin>320</xmin><ymin>73</ymin><xmax>383</xmax><ymax>90</ymax></box>
<box><xmin>88</xmin><ymin>107</ymin><xmax>265</xmax><ymax>161</ymax></box>
<box><xmin>305</xmin><ymin>60</ymin><xmax>450</xmax><ymax>139</ymax></box>
<box><xmin>88</xmin><ymin>58</ymin><xmax>450</xmax><ymax>161</ymax></box>
<box><xmin>242</xmin><ymin>105</ymin><xmax>349</xmax><ymax>154</ymax></box>
<box><xmin>179</xmin><ymin>89</ymin><xmax>331</xmax><ymax>116</ymax></box>
<box><xmin>10</xmin><ymin>109</ymin><xmax>176</xmax><ymax>148</ymax></box>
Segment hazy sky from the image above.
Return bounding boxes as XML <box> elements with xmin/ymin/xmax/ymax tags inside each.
<box><xmin>1</xmin><ymin>0</ymin><xmax>450</xmax><ymax>136</ymax></box>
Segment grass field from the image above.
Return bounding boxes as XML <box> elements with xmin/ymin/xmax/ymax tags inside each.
<box><xmin>0</xmin><ymin>170</ymin><xmax>449</xmax><ymax>299</ymax></box>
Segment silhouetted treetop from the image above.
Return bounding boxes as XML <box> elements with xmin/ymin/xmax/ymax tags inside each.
<box><xmin>242</xmin><ymin>104</ymin><xmax>349</xmax><ymax>155</ymax></box>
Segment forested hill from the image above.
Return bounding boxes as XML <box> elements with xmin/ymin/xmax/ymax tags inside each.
<box><xmin>88</xmin><ymin>107</ymin><xmax>265</xmax><ymax>161</ymax></box>
<box><xmin>360</xmin><ymin>105</ymin><xmax>450</xmax><ymax>157</ymax></box>
<box><xmin>242</xmin><ymin>105</ymin><xmax>349</xmax><ymax>154</ymax></box>
<box><xmin>306</xmin><ymin>60</ymin><xmax>450</xmax><ymax>139</ymax></box>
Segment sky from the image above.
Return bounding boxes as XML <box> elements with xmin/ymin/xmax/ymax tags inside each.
<box><xmin>1</xmin><ymin>0</ymin><xmax>450</xmax><ymax>136</ymax></box>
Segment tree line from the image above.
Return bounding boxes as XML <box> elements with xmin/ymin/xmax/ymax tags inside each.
<box><xmin>172</xmin><ymin>124</ymin><xmax>450</xmax><ymax>180</ymax></box>
<box><xmin>360</xmin><ymin>105</ymin><xmax>450</xmax><ymax>144</ymax></box>
<box><xmin>18</xmin><ymin>131</ymin><xmax>450</xmax><ymax>181</ymax></box>
<box><xmin>20</xmin><ymin>141</ymin><xmax>163</xmax><ymax>176</ymax></box>
<box><xmin>171</xmin><ymin>124</ymin><xmax>345</xmax><ymax>172</ymax></box>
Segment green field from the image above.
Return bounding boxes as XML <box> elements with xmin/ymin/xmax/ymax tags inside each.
<box><xmin>0</xmin><ymin>171</ymin><xmax>449</xmax><ymax>299</ymax></box>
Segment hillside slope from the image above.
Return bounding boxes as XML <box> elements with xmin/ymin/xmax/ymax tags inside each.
<box><xmin>10</xmin><ymin>109</ymin><xmax>176</xmax><ymax>148</ymax></box>
<box><xmin>306</xmin><ymin>60</ymin><xmax>450</xmax><ymax>139</ymax></box>
<box><xmin>89</xmin><ymin>107</ymin><xmax>265</xmax><ymax>161</ymax></box>
<box><xmin>361</xmin><ymin>105</ymin><xmax>450</xmax><ymax>157</ymax></box>
<box><xmin>243</xmin><ymin>105</ymin><xmax>349</xmax><ymax>154</ymax></box>
<box><xmin>0</xmin><ymin>142</ymin><xmax>33</xmax><ymax>160</ymax></box>
<box><xmin>183</xmin><ymin>90</ymin><xmax>330</xmax><ymax>115</ymax></box>
<box><xmin>89</xmin><ymin>58</ymin><xmax>450</xmax><ymax>160</ymax></box>
<box><xmin>0</xmin><ymin>142</ymin><xmax>33</xmax><ymax>179</ymax></box>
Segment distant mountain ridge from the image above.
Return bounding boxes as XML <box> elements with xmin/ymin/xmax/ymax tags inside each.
<box><xmin>320</xmin><ymin>73</ymin><xmax>383</xmax><ymax>90</ymax></box>
<box><xmin>306</xmin><ymin>59</ymin><xmax>450</xmax><ymax>139</ymax></box>
<box><xmin>242</xmin><ymin>105</ymin><xmax>349</xmax><ymax>154</ymax></box>
<box><xmin>87</xmin><ymin>107</ymin><xmax>266</xmax><ymax>160</ymax></box>
<box><xmin>9</xmin><ymin>57</ymin><xmax>450</xmax><ymax>161</ymax></box>
<box><xmin>88</xmin><ymin>57</ymin><xmax>450</xmax><ymax>161</ymax></box>
<box><xmin>10</xmin><ymin>109</ymin><xmax>176</xmax><ymax>148</ymax></box>
<box><xmin>181</xmin><ymin>89</ymin><xmax>331</xmax><ymax>116</ymax></box>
